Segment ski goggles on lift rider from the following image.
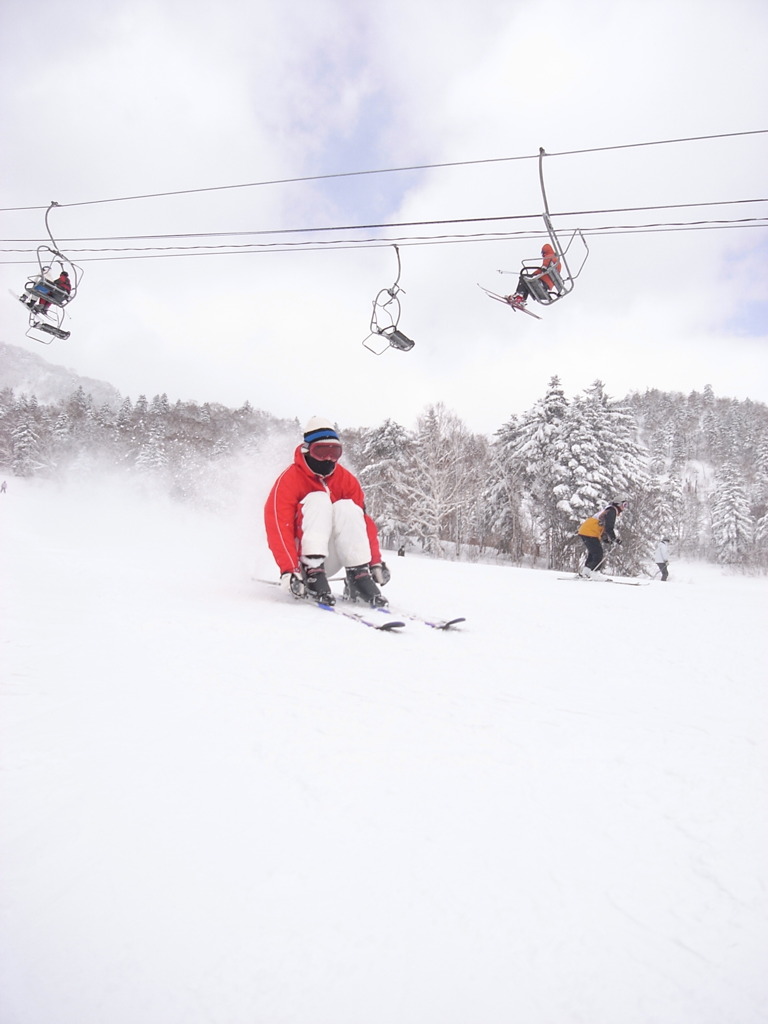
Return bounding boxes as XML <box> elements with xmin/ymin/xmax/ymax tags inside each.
<box><xmin>307</xmin><ymin>440</ymin><xmax>343</xmax><ymax>462</ymax></box>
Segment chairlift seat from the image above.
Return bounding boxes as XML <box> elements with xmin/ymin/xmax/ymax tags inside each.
<box><xmin>547</xmin><ymin>267</ymin><xmax>566</xmax><ymax>295</ymax></box>
<box><xmin>26</xmin><ymin>281</ymin><xmax>71</xmax><ymax>307</ymax></box>
<box><xmin>520</xmin><ymin>271</ymin><xmax>551</xmax><ymax>303</ymax></box>
<box><xmin>26</xmin><ymin>320</ymin><xmax>69</xmax><ymax>344</ymax></box>
<box><xmin>383</xmin><ymin>328</ymin><xmax>415</xmax><ymax>352</ymax></box>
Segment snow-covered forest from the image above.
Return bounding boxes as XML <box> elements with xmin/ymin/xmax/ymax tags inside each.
<box><xmin>2</xmin><ymin>374</ymin><xmax>767</xmax><ymax>571</ymax></box>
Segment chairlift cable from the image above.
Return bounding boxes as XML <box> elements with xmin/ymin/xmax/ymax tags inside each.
<box><xmin>0</xmin><ymin>129</ymin><xmax>765</xmax><ymax>213</ymax></box>
<box><xmin>1</xmin><ymin>197</ymin><xmax>764</xmax><ymax>247</ymax></box>
<box><xmin>0</xmin><ymin>216</ymin><xmax>767</xmax><ymax>266</ymax></box>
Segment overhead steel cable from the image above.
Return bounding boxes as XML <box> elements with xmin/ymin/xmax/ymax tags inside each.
<box><xmin>1</xmin><ymin>216</ymin><xmax>766</xmax><ymax>264</ymax></box>
<box><xmin>0</xmin><ymin>129</ymin><xmax>765</xmax><ymax>213</ymax></box>
<box><xmin>1</xmin><ymin>197</ymin><xmax>765</xmax><ymax>245</ymax></box>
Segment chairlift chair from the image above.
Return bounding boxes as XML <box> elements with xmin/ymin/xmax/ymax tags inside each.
<box><xmin>14</xmin><ymin>203</ymin><xmax>83</xmax><ymax>344</ymax></box>
<box><xmin>363</xmin><ymin>245</ymin><xmax>416</xmax><ymax>355</ymax></box>
<box><xmin>493</xmin><ymin>148</ymin><xmax>590</xmax><ymax>309</ymax></box>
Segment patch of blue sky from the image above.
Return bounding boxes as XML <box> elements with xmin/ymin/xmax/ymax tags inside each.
<box><xmin>304</xmin><ymin>90</ymin><xmax>427</xmax><ymax>229</ymax></box>
<box><xmin>726</xmin><ymin>299</ymin><xmax>768</xmax><ymax>337</ymax></box>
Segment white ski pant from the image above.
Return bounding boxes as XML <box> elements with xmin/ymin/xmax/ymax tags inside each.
<box><xmin>299</xmin><ymin>493</ymin><xmax>372</xmax><ymax>575</ymax></box>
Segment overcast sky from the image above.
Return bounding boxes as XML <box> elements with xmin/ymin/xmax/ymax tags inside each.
<box><xmin>1</xmin><ymin>0</ymin><xmax>766</xmax><ymax>434</ymax></box>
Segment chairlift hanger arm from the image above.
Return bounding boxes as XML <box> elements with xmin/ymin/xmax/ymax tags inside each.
<box><xmin>535</xmin><ymin>145</ymin><xmax>589</xmax><ymax>288</ymax></box>
<box><xmin>370</xmin><ymin>244</ymin><xmax>404</xmax><ymax>331</ymax></box>
<box><xmin>33</xmin><ymin>201</ymin><xmax>84</xmax><ymax>299</ymax></box>
<box><xmin>538</xmin><ymin>147</ymin><xmax>552</xmax><ymax>219</ymax></box>
<box><xmin>44</xmin><ymin>201</ymin><xmax>63</xmax><ymax>256</ymax></box>
<box><xmin>390</xmin><ymin>242</ymin><xmax>403</xmax><ymax>293</ymax></box>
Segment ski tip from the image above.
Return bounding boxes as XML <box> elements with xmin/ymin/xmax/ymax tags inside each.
<box><xmin>378</xmin><ymin>620</ymin><xmax>406</xmax><ymax>630</ymax></box>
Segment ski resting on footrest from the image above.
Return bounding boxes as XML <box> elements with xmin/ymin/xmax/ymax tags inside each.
<box><xmin>477</xmin><ymin>283</ymin><xmax>542</xmax><ymax>319</ymax></box>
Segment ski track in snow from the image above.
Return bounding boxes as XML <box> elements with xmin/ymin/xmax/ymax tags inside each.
<box><xmin>1</xmin><ymin>477</ymin><xmax>767</xmax><ymax>1024</ymax></box>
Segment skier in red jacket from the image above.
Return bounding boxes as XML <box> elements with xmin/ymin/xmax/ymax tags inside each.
<box><xmin>264</xmin><ymin>417</ymin><xmax>390</xmax><ymax>607</ymax></box>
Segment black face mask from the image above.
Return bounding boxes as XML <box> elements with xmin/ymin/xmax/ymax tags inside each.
<box><xmin>305</xmin><ymin>453</ymin><xmax>337</xmax><ymax>476</ymax></box>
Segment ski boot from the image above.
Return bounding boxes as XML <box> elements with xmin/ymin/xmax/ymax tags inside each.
<box><xmin>344</xmin><ymin>564</ymin><xmax>388</xmax><ymax>607</ymax></box>
<box><xmin>303</xmin><ymin>561</ymin><xmax>335</xmax><ymax>605</ymax></box>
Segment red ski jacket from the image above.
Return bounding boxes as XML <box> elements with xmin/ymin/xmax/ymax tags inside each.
<box><xmin>264</xmin><ymin>445</ymin><xmax>382</xmax><ymax>574</ymax></box>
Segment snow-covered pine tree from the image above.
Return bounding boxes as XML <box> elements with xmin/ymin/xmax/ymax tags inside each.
<box><xmin>135</xmin><ymin>422</ymin><xmax>168</xmax><ymax>473</ymax></box>
<box><xmin>403</xmin><ymin>404</ymin><xmax>479</xmax><ymax>557</ymax></box>
<box><xmin>357</xmin><ymin>418</ymin><xmax>414</xmax><ymax>550</ymax></box>
<box><xmin>481</xmin><ymin>414</ymin><xmax>529</xmax><ymax>562</ymax></box>
<box><xmin>711</xmin><ymin>462</ymin><xmax>753</xmax><ymax>565</ymax></box>
<box><xmin>644</xmin><ymin>472</ymin><xmax>683</xmax><ymax>551</ymax></box>
<box><xmin>494</xmin><ymin>376</ymin><xmax>571</xmax><ymax>568</ymax></box>
<box><xmin>11</xmin><ymin>418</ymin><xmax>43</xmax><ymax>477</ymax></box>
<box><xmin>755</xmin><ymin>509</ymin><xmax>768</xmax><ymax>561</ymax></box>
<box><xmin>553</xmin><ymin>381</ymin><xmax>649</xmax><ymax>573</ymax></box>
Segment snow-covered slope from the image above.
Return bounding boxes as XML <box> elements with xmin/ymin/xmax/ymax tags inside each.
<box><xmin>1</xmin><ymin>477</ymin><xmax>766</xmax><ymax>1024</ymax></box>
<box><xmin>0</xmin><ymin>341</ymin><xmax>121</xmax><ymax>408</ymax></box>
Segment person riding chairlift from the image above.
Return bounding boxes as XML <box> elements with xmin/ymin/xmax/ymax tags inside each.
<box><xmin>34</xmin><ymin>270</ymin><xmax>71</xmax><ymax>313</ymax></box>
<box><xmin>506</xmin><ymin>244</ymin><xmax>561</xmax><ymax>308</ymax></box>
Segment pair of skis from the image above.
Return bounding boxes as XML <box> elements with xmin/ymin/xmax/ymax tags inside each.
<box><xmin>314</xmin><ymin>601</ymin><xmax>406</xmax><ymax>631</ymax></box>
<box><xmin>256</xmin><ymin>579</ymin><xmax>464</xmax><ymax>632</ymax></box>
<box><xmin>314</xmin><ymin>601</ymin><xmax>465</xmax><ymax>632</ymax></box>
<box><xmin>557</xmin><ymin>574</ymin><xmax>649</xmax><ymax>587</ymax></box>
<box><xmin>477</xmin><ymin>283</ymin><xmax>542</xmax><ymax>319</ymax></box>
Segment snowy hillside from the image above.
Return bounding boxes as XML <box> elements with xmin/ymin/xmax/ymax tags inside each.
<box><xmin>1</xmin><ymin>476</ymin><xmax>767</xmax><ymax>1024</ymax></box>
<box><xmin>0</xmin><ymin>342</ymin><xmax>121</xmax><ymax>408</ymax></box>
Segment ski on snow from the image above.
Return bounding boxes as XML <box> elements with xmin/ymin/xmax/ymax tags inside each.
<box><xmin>255</xmin><ymin>578</ymin><xmax>463</xmax><ymax>630</ymax></box>
<box><xmin>324</xmin><ymin>578</ymin><xmax>465</xmax><ymax>630</ymax></box>
<box><xmin>557</xmin><ymin>575</ymin><xmax>650</xmax><ymax>586</ymax></box>
<box><xmin>254</xmin><ymin>578</ymin><xmax>405</xmax><ymax>630</ymax></box>
<box><xmin>316</xmin><ymin>603</ymin><xmax>465</xmax><ymax>631</ymax></box>
<box><xmin>383</xmin><ymin>608</ymin><xmax>466</xmax><ymax>630</ymax></box>
<box><xmin>314</xmin><ymin>602</ymin><xmax>406</xmax><ymax>631</ymax></box>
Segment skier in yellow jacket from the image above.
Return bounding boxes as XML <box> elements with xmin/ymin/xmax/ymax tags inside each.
<box><xmin>577</xmin><ymin>500</ymin><xmax>627</xmax><ymax>577</ymax></box>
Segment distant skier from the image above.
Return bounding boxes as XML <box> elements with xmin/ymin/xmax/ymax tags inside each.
<box><xmin>264</xmin><ymin>417</ymin><xmax>390</xmax><ymax>607</ymax></box>
<box><xmin>506</xmin><ymin>244</ymin><xmax>562</xmax><ymax>309</ymax></box>
<box><xmin>576</xmin><ymin>500</ymin><xmax>627</xmax><ymax>577</ymax></box>
<box><xmin>653</xmin><ymin>537</ymin><xmax>671</xmax><ymax>581</ymax></box>
<box><xmin>0</xmin><ymin>480</ymin><xmax>6</xmax><ymax>493</ymax></box>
